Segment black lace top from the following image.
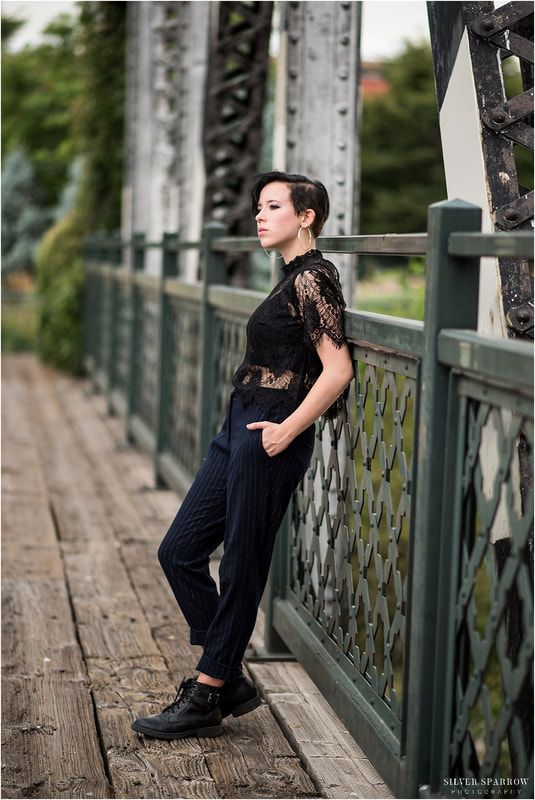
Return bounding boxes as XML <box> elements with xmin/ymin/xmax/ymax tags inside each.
<box><xmin>232</xmin><ymin>249</ymin><xmax>350</xmax><ymax>420</ymax></box>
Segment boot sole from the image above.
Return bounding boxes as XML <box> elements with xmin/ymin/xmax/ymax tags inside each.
<box><xmin>131</xmin><ymin>721</ymin><xmax>223</xmax><ymax>739</ymax></box>
<box><xmin>228</xmin><ymin>695</ymin><xmax>262</xmax><ymax>718</ymax></box>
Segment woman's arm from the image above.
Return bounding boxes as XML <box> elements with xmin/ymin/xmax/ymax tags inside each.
<box><xmin>246</xmin><ymin>337</ymin><xmax>354</xmax><ymax>455</ymax></box>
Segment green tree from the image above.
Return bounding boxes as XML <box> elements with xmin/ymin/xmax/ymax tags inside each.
<box><xmin>74</xmin><ymin>2</ymin><xmax>127</xmax><ymax>231</ymax></box>
<box><xmin>35</xmin><ymin>209</ymin><xmax>85</xmax><ymax>373</ymax></box>
<box><xmin>360</xmin><ymin>42</ymin><xmax>447</xmax><ymax>235</ymax></box>
<box><xmin>1</xmin><ymin>15</ymin><xmax>25</xmax><ymax>45</ymax></box>
<box><xmin>1</xmin><ymin>13</ymin><xmax>83</xmax><ymax>207</ymax></box>
<box><xmin>34</xmin><ymin>2</ymin><xmax>127</xmax><ymax>372</ymax></box>
<box><xmin>1</xmin><ymin>149</ymin><xmax>52</xmax><ymax>274</ymax></box>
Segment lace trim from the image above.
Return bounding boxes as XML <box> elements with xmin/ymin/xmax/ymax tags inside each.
<box><xmin>241</xmin><ymin>365</ymin><xmax>295</xmax><ymax>390</ymax></box>
<box><xmin>294</xmin><ymin>267</ymin><xmax>346</xmax><ymax>350</ymax></box>
<box><xmin>281</xmin><ymin>248</ymin><xmax>319</xmax><ymax>276</ymax></box>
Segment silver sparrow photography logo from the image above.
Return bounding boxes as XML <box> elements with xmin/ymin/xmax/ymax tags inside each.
<box><xmin>442</xmin><ymin>777</ymin><xmax>531</xmax><ymax>797</ymax></box>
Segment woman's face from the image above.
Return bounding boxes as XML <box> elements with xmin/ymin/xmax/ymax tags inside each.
<box><xmin>255</xmin><ymin>181</ymin><xmax>306</xmax><ymax>251</ymax></box>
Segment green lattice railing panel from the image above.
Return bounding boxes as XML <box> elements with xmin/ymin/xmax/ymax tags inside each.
<box><xmin>164</xmin><ymin>294</ymin><xmax>202</xmax><ymax>475</ymax></box>
<box><xmin>291</xmin><ymin>342</ymin><xmax>419</xmax><ymax>728</ymax></box>
<box><xmin>446</xmin><ymin>384</ymin><xmax>533</xmax><ymax>793</ymax></box>
<box><xmin>132</xmin><ymin>285</ymin><xmax>159</xmax><ymax>431</ymax></box>
<box><xmin>112</xmin><ymin>279</ymin><xmax>131</xmax><ymax>397</ymax></box>
<box><xmin>84</xmin><ymin>271</ymin><xmax>102</xmax><ymax>369</ymax></box>
<box><xmin>212</xmin><ymin>311</ymin><xmax>248</xmax><ymax>437</ymax></box>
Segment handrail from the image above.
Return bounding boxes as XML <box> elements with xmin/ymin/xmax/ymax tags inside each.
<box><xmin>438</xmin><ymin>328</ymin><xmax>534</xmax><ymax>389</ymax></box>
<box><xmin>85</xmin><ymin>229</ymin><xmax>533</xmax><ymax>260</ymax></box>
<box><xmin>211</xmin><ymin>232</ymin><xmax>428</xmax><ymax>256</ymax></box>
<box><xmin>448</xmin><ymin>231</ymin><xmax>534</xmax><ymax>258</ymax></box>
<box><xmin>84</xmin><ymin>236</ymin><xmax>201</xmax><ymax>252</ymax></box>
<box><xmin>318</xmin><ymin>233</ymin><xmax>427</xmax><ymax>255</ymax></box>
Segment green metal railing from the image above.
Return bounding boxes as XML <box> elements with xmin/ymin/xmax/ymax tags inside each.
<box><xmin>83</xmin><ymin>201</ymin><xmax>533</xmax><ymax>798</ymax></box>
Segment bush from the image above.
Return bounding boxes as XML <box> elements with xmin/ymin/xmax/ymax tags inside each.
<box><xmin>35</xmin><ymin>210</ymin><xmax>86</xmax><ymax>373</ymax></box>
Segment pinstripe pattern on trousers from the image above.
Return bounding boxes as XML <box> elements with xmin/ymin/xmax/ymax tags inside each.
<box><xmin>157</xmin><ymin>389</ymin><xmax>315</xmax><ymax>681</ymax></box>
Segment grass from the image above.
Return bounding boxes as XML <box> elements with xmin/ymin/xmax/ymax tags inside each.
<box><xmin>2</xmin><ymin>292</ymin><xmax>38</xmax><ymax>352</ymax></box>
<box><xmin>353</xmin><ymin>262</ymin><xmax>426</xmax><ymax>321</ymax></box>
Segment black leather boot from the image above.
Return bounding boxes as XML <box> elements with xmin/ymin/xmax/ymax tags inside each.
<box><xmin>131</xmin><ymin>678</ymin><xmax>222</xmax><ymax>739</ymax></box>
<box><xmin>220</xmin><ymin>674</ymin><xmax>262</xmax><ymax>718</ymax></box>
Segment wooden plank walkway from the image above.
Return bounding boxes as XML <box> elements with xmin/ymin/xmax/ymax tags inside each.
<box><xmin>2</xmin><ymin>354</ymin><xmax>392</xmax><ymax>800</ymax></box>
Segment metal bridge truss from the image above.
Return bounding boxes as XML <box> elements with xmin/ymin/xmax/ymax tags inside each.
<box><xmin>203</xmin><ymin>1</ymin><xmax>273</xmax><ymax>242</ymax></box>
<box><xmin>465</xmin><ymin>1</ymin><xmax>533</xmax><ymax>339</ymax></box>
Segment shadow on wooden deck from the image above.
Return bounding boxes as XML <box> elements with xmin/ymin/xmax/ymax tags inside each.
<box><xmin>2</xmin><ymin>354</ymin><xmax>392</xmax><ymax>800</ymax></box>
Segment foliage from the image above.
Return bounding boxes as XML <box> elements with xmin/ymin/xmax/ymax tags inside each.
<box><xmin>1</xmin><ymin>14</ymin><xmax>83</xmax><ymax>207</ymax></box>
<box><xmin>1</xmin><ymin>15</ymin><xmax>25</xmax><ymax>45</ymax></box>
<box><xmin>1</xmin><ymin>149</ymin><xmax>52</xmax><ymax>274</ymax></box>
<box><xmin>502</xmin><ymin>59</ymin><xmax>533</xmax><ymax>190</ymax></box>
<box><xmin>355</xmin><ymin>261</ymin><xmax>426</xmax><ymax>321</ymax></box>
<box><xmin>74</xmin><ymin>2</ymin><xmax>127</xmax><ymax>232</ymax></box>
<box><xmin>35</xmin><ymin>210</ymin><xmax>86</xmax><ymax>374</ymax></box>
<box><xmin>1</xmin><ymin>293</ymin><xmax>38</xmax><ymax>352</ymax></box>
<box><xmin>360</xmin><ymin>42</ymin><xmax>447</xmax><ymax>236</ymax></box>
<box><xmin>2</xmin><ymin>3</ymin><xmax>126</xmax><ymax>372</ymax></box>
<box><xmin>52</xmin><ymin>156</ymin><xmax>85</xmax><ymax>223</ymax></box>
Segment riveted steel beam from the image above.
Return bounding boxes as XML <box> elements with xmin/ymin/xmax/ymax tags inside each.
<box><xmin>203</xmin><ymin>2</ymin><xmax>273</xmax><ymax>250</ymax></box>
<box><xmin>123</xmin><ymin>2</ymin><xmax>210</xmax><ymax>280</ymax></box>
<box><xmin>283</xmin><ymin>0</ymin><xmax>361</xmax><ymax>304</ymax></box>
<box><xmin>428</xmin><ymin>1</ymin><xmax>534</xmax><ymax>341</ymax></box>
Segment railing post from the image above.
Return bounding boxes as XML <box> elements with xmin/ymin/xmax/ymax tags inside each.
<box><xmin>126</xmin><ymin>232</ymin><xmax>145</xmax><ymax>442</ymax></box>
<box><xmin>153</xmin><ymin>232</ymin><xmax>179</xmax><ymax>486</ymax></box>
<box><xmin>82</xmin><ymin>236</ymin><xmax>94</xmax><ymax>380</ymax></box>
<box><xmin>403</xmin><ymin>200</ymin><xmax>481</xmax><ymax>797</ymax></box>
<box><xmin>198</xmin><ymin>222</ymin><xmax>227</xmax><ymax>463</ymax></box>
<box><xmin>105</xmin><ymin>232</ymin><xmax>122</xmax><ymax>415</ymax></box>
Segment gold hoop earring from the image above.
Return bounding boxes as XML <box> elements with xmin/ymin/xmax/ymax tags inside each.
<box><xmin>297</xmin><ymin>226</ymin><xmax>314</xmax><ymax>250</ymax></box>
<box><xmin>263</xmin><ymin>248</ymin><xmax>284</xmax><ymax>261</ymax></box>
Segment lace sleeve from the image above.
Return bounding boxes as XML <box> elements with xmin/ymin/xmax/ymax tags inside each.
<box><xmin>294</xmin><ymin>267</ymin><xmax>347</xmax><ymax>351</ymax></box>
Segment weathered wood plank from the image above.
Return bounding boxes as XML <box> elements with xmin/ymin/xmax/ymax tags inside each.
<box><xmin>6</xmin><ymin>354</ymin><xmax>386</xmax><ymax>798</ymax></box>
<box><xmin>2</xmin><ymin>674</ymin><xmax>111</xmax><ymax>799</ymax></box>
<box><xmin>50</xmin><ymin>381</ymin><xmax>171</xmax><ymax>548</ymax></box>
<box><xmin>51</xmin><ymin>364</ymin><xmax>322</xmax><ymax>798</ymax></box>
<box><xmin>2</xmin><ymin>356</ymin><xmax>111</xmax><ymax>799</ymax></box>
<box><xmin>22</xmin><ymin>359</ymin><xmax>219</xmax><ymax>797</ymax></box>
<box><xmin>204</xmin><ymin>708</ymin><xmax>318</xmax><ymax>798</ymax></box>
<box><xmin>87</xmin><ymin>657</ymin><xmax>220</xmax><ymax>799</ymax></box>
<box><xmin>248</xmin><ymin>661</ymin><xmax>393</xmax><ymax>799</ymax></box>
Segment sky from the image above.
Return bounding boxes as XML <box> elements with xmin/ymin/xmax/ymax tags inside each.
<box><xmin>3</xmin><ymin>1</ymin><xmax>431</xmax><ymax>61</ymax></box>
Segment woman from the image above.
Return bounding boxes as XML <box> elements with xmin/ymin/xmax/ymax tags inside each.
<box><xmin>132</xmin><ymin>170</ymin><xmax>354</xmax><ymax>740</ymax></box>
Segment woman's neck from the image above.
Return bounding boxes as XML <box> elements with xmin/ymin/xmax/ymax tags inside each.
<box><xmin>280</xmin><ymin>240</ymin><xmax>317</xmax><ymax>264</ymax></box>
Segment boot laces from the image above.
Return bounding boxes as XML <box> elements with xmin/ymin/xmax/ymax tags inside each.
<box><xmin>162</xmin><ymin>678</ymin><xmax>197</xmax><ymax>715</ymax></box>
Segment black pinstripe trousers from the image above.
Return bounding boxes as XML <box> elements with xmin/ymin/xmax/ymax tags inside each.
<box><xmin>157</xmin><ymin>389</ymin><xmax>315</xmax><ymax>681</ymax></box>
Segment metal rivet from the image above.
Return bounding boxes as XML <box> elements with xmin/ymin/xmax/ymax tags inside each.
<box><xmin>504</xmin><ymin>209</ymin><xmax>519</xmax><ymax>221</ymax></box>
<box><xmin>491</xmin><ymin>109</ymin><xmax>507</xmax><ymax>124</ymax></box>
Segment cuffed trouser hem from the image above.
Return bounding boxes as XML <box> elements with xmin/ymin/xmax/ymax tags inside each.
<box><xmin>195</xmin><ymin>653</ymin><xmax>243</xmax><ymax>682</ymax></box>
<box><xmin>190</xmin><ymin>629</ymin><xmax>207</xmax><ymax>646</ymax></box>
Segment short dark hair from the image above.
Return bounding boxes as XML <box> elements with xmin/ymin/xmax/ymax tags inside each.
<box><xmin>251</xmin><ymin>170</ymin><xmax>330</xmax><ymax>238</ymax></box>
